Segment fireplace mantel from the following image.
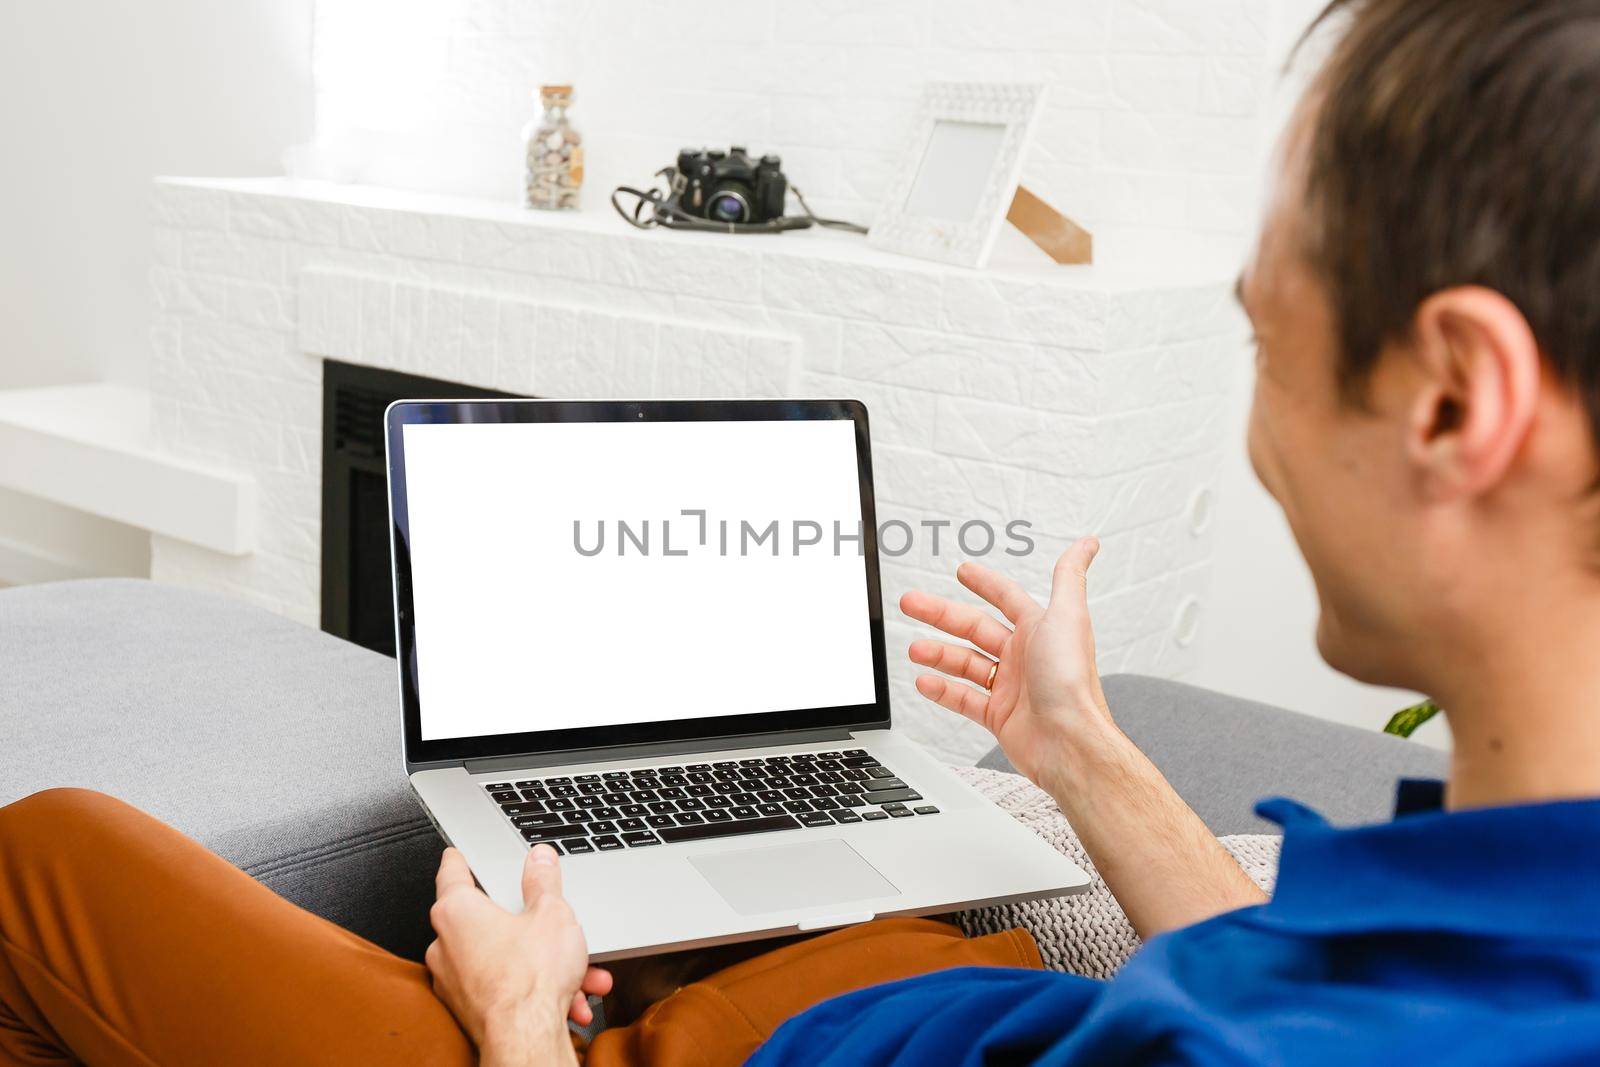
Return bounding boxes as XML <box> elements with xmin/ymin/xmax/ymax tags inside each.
<box><xmin>148</xmin><ymin>175</ymin><xmax>1242</xmax><ymax>764</ymax></box>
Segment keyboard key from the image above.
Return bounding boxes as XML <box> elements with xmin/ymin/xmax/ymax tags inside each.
<box><xmin>678</xmin><ymin>798</ymin><xmax>706</xmax><ymax>811</ymax></box>
<box><xmin>914</xmin><ymin>806</ymin><xmax>941</xmax><ymax>815</ymax></box>
<box><xmin>658</xmin><ymin>787</ymin><xmax>688</xmax><ymax>800</ymax></box>
<box><xmin>594</xmin><ymin>807</ymin><xmax>621</xmax><ymax>819</ymax></box>
<box><xmin>713</xmin><ymin>760</ymin><xmax>739</xmax><ymax>769</ymax></box>
<box><xmin>783</xmin><ymin>800</ymin><xmax>813</xmax><ymax>814</ymax></box>
<box><xmin>589</xmin><ymin>820</ymin><xmax>618</xmax><ymax>834</ymax></box>
<box><xmin>705</xmin><ymin>795</ymin><xmax>732</xmax><ymax>808</ymax></box>
<box><xmin>757</xmin><ymin>790</ymin><xmax>785</xmax><ymax>804</ymax></box>
<box><xmin>648</xmin><ymin>801</ymin><xmax>678</xmax><ymax>815</ymax></box>
<box><xmin>485</xmin><ymin>782</ymin><xmax>513</xmax><ymax>792</ymax></box>
<box><xmin>522</xmin><ymin>823</ymin><xmax>588</xmax><ymax>842</ymax></box>
<box><xmin>798</xmin><ymin>811</ymin><xmax>834</xmax><ymax>827</ymax></box>
<box><xmin>621</xmin><ymin>804</ymin><xmax>648</xmax><ymax>817</ymax></box>
<box><xmin>576</xmin><ymin>795</ymin><xmax>604</xmax><ymax>809</ymax></box>
<box><xmin>545</xmin><ymin>777</ymin><xmax>572</xmax><ymax>786</ymax></box>
<box><xmin>887</xmin><ymin>807</ymin><xmax>915</xmax><ymax>818</ymax></box>
<box><xmin>499</xmin><ymin>802</ymin><xmax>545</xmax><ymax>818</ymax></box>
<box><xmin>619</xmin><ymin>818</ymin><xmax>646</xmax><ymax>832</ymax></box>
<box><xmin>592</xmin><ymin>835</ymin><xmax>625</xmax><ymax>851</ymax></box>
<box><xmin>731</xmin><ymin>806</ymin><xmax>757</xmax><ymax>819</ymax></box>
<box><xmin>843</xmin><ymin>749</ymin><xmax>867</xmax><ymax>757</ymax></box>
<box><xmin>840</xmin><ymin>756</ymin><xmax>878</xmax><ymax>768</ymax></box>
<box><xmin>757</xmin><ymin>803</ymin><xmax>785</xmax><ymax>817</ymax></box>
<box><xmin>518</xmin><ymin>794</ymin><xmax>549</xmax><ymax>809</ymax></box>
<box><xmin>867</xmin><ymin>789</ymin><xmax>923</xmax><ymax>805</ymax></box>
<box><xmin>514</xmin><ymin>813</ymin><xmax>564</xmax><ymax>827</ymax></box>
<box><xmin>602</xmin><ymin>792</ymin><xmax>631</xmax><ymax>806</ymax></box>
<box><xmin>837</xmin><ymin>795</ymin><xmax>867</xmax><ymax>808</ymax></box>
<box><xmin>863</xmin><ymin>778</ymin><xmax>906</xmax><ymax>792</ymax></box>
<box><xmin>836</xmin><ymin>781</ymin><xmax>865</xmax><ymax>794</ymax></box>
<box><xmin>562</xmin><ymin>838</ymin><xmax>595</xmax><ymax>854</ymax></box>
<box><xmin>686</xmin><ymin>763</ymin><xmax>711</xmax><ymax>772</ymax></box>
<box><xmin>568</xmin><ymin>810</ymin><xmax>595</xmax><ymax>823</ymax></box>
<box><xmin>632</xmin><ymin>789</ymin><xmax>659</xmax><ymax>802</ymax></box>
<box><xmin>623</xmin><ymin>831</ymin><xmax>661</xmax><ymax>848</ymax></box>
<box><xmin>547</xmin><ymin>798</ymin><xmax>575</xmax><ymax>812</ymax></box>
<box><xmin>578</xmin><ymin>783</ymin><xmax>606</xmax><ymax>796</ymax></box>
<box><xmin>704</xmin><ymin>809</ymin><xmax>733</xmax><ymax>823</ymax></box>
<box><xmin>810</xmin><ymin>797</ymin><xmax>840</xmax><ymax>811</ymax></box>
<box><xmin>866</xmin><ymin>766</ymin><xmax>895</xmax><ymax>779</ymax></box>
<box><xmin>514</xmin><ymin>780</ymin><xmax>540</xmax><ymax>790</ymax></box>
<box><xmin>830</xmin><ymin>809</ymin><xmax>863</xmax><ymax>824</ymax></box>
<box><xmin>603</xmin><ymin>770</ymin><xmax>631</xmax><ymax>779</ymax></box>
<box><xmin>647</xmin><ymin>815</ymin><xmax>676</xmax><ymax>829</ymax></box>
<box><xmin>808</xmin><ymin>784</ymin><xmax>837</xmax><ymax>797</ymax></box>
<box><xmin>674</xmin><ymin>811</ymin><xmax>705</xmax><ymax>825</ymax></box>
<box><xmin>861</xmin><ymin>810</ymin><xmax>889</xmax><ymax>821</ymax></box>
<box><xmin>490</xmin><ymin>791</ymin><xmax>521</xmax><ymax>804</ymax></box>
<box><xmin>575</xmin><ymin>774</ymin><xmax>601</xmax><ymax>783</ymax></box>
<box><xmin>523</xmin><ymin>787</ymin><xmax>552</xmax><ymax>800</ymax></box>
<box><xmin>686</xmin><ymin>784</ymin><xmax>714</xmax><ymax>796</ymax></box>
<box><xmin>783</xmin><ymin>788</ymin><xmax>809</xmax><ymax>801</ymax></box>
<box><xmin>656</xmin><ymin>814</ymin><xmax>801</xmax><ymax>843</ymax></box>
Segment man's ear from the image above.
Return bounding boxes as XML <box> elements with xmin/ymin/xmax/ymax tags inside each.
<box><xmin>1404</xmin><ymin>286</ymin><xmax>1542</xmax><ymax>501</ymax></box>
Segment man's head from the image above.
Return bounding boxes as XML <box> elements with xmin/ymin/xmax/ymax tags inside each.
<box><xmin>1242</xmin><ymin>0</ymin><xmax>1600</xmax><ymax>694</ymax></box>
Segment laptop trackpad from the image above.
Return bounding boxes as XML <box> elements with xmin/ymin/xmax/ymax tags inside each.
<box><xmin>689</xmin><ymin>839</ymin><xmax>899</xmax><ymax>916</ymax></box>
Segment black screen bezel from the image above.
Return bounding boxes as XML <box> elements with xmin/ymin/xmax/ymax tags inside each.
<box><xmin>387</xmin><ymin>398</ymin><xmax>892</xmax><ymax>767</ymax></box>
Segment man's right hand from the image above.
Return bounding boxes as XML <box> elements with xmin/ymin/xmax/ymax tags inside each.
<box><xmin>900</xmin><ymin>536</ymin><xmax>1118</xmax><ymax>790</ymax></box>
<box><xmin>901</xmin><ymin>538</ymin><xmax>1268</xmax><ymax>938</ymax></box>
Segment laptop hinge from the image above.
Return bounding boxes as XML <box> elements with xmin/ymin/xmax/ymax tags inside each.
<box><xmin>461</xmin><ymin>726</ymin><xmax>859</xmax><ymax>776</ymax></box>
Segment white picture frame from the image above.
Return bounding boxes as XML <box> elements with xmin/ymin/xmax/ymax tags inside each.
<box><xmin>868</xmin><ymin>82</ymin><xmax>1046</xmax><ymax>269</ymax></box>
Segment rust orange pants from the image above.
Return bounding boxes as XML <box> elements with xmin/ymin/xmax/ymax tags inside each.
<box><xmin>0</xmin><ymin>789</ymin><xmax>1041</xmax><ymax>1066</ymax></box>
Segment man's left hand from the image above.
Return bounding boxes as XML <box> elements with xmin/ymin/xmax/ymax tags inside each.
<box><xmin>426</xmin><ymin>846</ymin><xmax>613</xmax><ymax>1066</ymax></box>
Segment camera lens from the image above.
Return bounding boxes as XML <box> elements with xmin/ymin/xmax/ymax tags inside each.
<box><xmin>709</xmin><ymin>191</ymin><xmax>750</xmax><ymax>223</ymax></box>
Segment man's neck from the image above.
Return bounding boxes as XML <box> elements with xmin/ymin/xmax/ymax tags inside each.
<box><xmin>1435</xmin><ymin>590</ymin><xmax>1600</xmax><ymax>811</ymax></box>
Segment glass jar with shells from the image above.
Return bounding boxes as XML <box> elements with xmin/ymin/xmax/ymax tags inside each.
<box><xmin>523</xmin><ymin>84</ymin><xmax>583</xmax><ymax>210</ymax></box>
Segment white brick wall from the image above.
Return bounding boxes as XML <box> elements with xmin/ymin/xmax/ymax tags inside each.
<box><xmin>307</xmin><ymin>0</ymin><xmax>1272</xmax><ymax>264</ymax></box>
<box><xmin>148</xmin><ymin>177</ymin><xmax>1240</xmax><ymax>765</ymax></box>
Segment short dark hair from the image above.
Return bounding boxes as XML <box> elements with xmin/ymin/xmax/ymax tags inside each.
<box><xmin>1301</xmin><ymin>0</ymin><xmax>1600</xmax><ymax>446</ymax></box>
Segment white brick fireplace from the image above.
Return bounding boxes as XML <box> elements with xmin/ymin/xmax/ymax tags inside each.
<box><xmin>147</xmin><ymin>176</ymin><xmax>1239</xmax><ymax>763</ymax></box>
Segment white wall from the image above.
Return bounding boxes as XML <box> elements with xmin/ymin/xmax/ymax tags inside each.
<box><xmin>305</xmin><ymin>0</ymin><xmax>1273</xmax><ymax>270</ymax></box>
<box><xmin>0</xmin><ymin>0</ymin><xmax>314</xmax><ymax>581</ymax></box>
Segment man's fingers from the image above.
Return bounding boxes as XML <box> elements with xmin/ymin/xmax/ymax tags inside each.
<box><xmin>569</xmin><ymin>991</ymin><xmax>593</xmax><ymax>1026</ymax></box>
<box><xmin>1048</xmin><ymin>536</ymin><xmax>1100</xmax><ymax>609</ymax></box>
<box><xmin>909</xmin><ymin>639</ymin><xmax>997</xmax><ymax>688</ymax></box>
<box><xmin>581</xmin><ymin>966</ymin><xmax>614</xmax><ymax>996</ymax></box>
<box><xmin>914</xmin><ymin>673</ymin><xmax>990</xmax><ymax>727</ymax></box>
<box><xmin>435</xmin><ymin>848</ymin><xmax>475</xmax><ymax>898</ymax></box>
<box><xmin>957</xmin><ymin>562</ymin><xmax>1039</xmax><ymax>625</ymax></box>
<box><xmin>899</xmin><ymin>590</ymin><xmax>1011</xmax><ymax>656</ymax></box>
<box><xmin>521</xmin><ymin>844</ymin><xmax>563</xmax><ymax>908</ymax></box>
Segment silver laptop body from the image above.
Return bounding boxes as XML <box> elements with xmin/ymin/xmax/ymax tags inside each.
<box><xmin>386</xmin><ymin>397</ymin><xmax>1089</xmax><ymax>961</ymax></box>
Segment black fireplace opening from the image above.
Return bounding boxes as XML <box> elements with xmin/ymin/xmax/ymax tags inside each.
<box><xmin>320</xmin><ymin>359</ymin><xmax>516</xmax><ymax>656</ymax></box>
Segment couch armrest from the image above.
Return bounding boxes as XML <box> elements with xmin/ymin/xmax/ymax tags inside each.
<box><xmin>977</xmin><ymin>674</ymin><xmax>1446</xmax><ymax>835</ymax></box>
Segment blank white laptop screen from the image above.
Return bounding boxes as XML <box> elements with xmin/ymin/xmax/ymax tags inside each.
<box><xmin>401</xmin><ymin>419</ymin><xmax>877</xmax><ymax>741</ymax></box>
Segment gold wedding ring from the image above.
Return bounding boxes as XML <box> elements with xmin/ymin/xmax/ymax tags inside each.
<box><xmin>985</xmin><ymin>661</ymin><xmax>999</xmax><ymax>690</ymax></box>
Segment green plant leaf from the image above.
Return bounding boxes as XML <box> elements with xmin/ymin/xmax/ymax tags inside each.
<box><xmin>1383</xmin><ymin>699</ymin><xmax>1441</xmax><ymax>738</ymax></box>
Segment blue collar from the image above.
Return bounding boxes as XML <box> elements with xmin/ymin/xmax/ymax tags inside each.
<box><xmin>1252</xmin><ymin>782</ymin><xmax>1600</xmax><ymax>943</ymax></box>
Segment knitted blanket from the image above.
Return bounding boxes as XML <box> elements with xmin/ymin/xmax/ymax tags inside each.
<box><xmin>953</xmin><ymin>766</ymin><xmax>1281</xmax><ymax>979</ymax></box>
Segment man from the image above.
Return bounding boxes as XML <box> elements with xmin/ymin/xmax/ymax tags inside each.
<box><xmin>4</xmin><ymin>0</ymin><xmax>1600</xmax><ymax>1063</ymax></box>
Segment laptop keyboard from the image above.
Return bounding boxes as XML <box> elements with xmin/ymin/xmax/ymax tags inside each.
<box><xmin>481</xmin><ymin>749</ymin><xmax>939</xmax><ymax>856</ymax></box>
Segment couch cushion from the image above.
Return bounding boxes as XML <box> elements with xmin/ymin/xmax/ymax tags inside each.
<box><xmin>0</xmin><ymin>578</ymin><xmax>439</xmax><ymax>958</ymax></box>
<box><xmin>978</xmin><ymin>674</ymin><xmax>1448</xmax><ymax>835</ymax></box>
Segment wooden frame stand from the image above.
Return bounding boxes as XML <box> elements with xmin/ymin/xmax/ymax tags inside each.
<box><xmin>1007</xmin><ymin>185</ymin><xmax>1093</xmax><ymax>265</ymax></box>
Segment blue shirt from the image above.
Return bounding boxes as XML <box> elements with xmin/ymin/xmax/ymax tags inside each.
<box><xmin>749</xmin><ymin>783</ymin><xmax>1600</xmax><ymax>1066</ymax></box>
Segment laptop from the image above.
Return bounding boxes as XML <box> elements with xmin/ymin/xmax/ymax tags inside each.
<box><xmin>385</xmin><ymin>397</ymin><xmax>1089</xmax><ymax>961</ymax></box>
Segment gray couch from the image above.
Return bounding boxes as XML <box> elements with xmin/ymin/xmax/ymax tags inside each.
<box><xmin>0</xmin><ymin>579</ymin><xmax>1447</xmax><ymax>960</ymax></box>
